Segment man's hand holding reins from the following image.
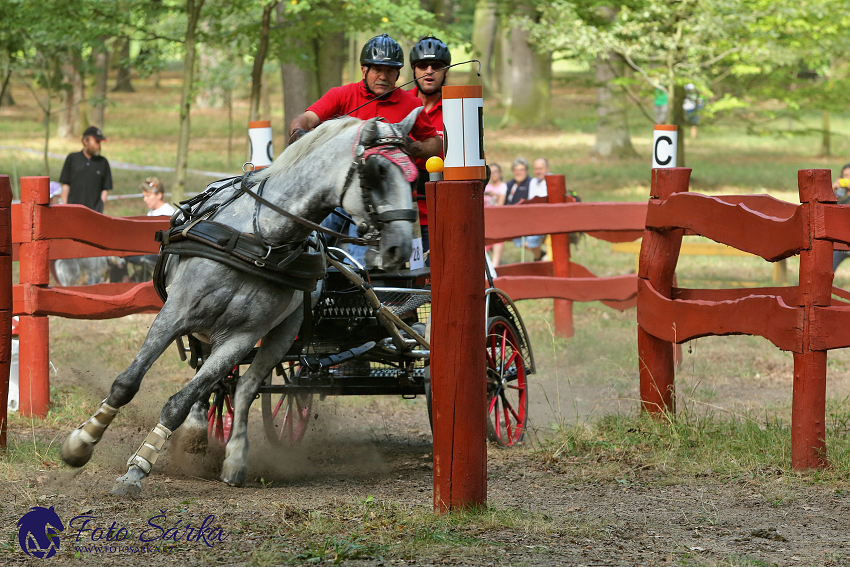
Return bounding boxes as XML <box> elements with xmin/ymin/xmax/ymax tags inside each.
<box><xmin>405</xmin><ymin>136</ymin><xmax>441</xmax><ymax>160</ymax></box>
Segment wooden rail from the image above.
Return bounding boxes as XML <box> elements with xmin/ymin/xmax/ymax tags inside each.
<box><xmin>14</xmin><ymin>177</ymin><xmax>167</xmax><ymax>417</ymax></box>
<box><xmin>637</xmin><ymin>168</ymin><xmax>850</xmax><ymax>469</ymax></box>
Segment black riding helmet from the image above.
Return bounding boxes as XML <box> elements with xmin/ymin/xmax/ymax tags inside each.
<box><xmin>360</xmin><ymin>34</ymin><xmax>404</xmax><ymax>68</ymax></box>
<box><xmin>410</xmin><ymin>35</ymin><xmax>451</xmax><ymax>67</ymax></box>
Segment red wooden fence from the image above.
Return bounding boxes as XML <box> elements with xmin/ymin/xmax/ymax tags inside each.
<box><xmin>485</xmin><ymin>174</ymin><xmax>646</xmax><ymax>337</ymax></box>
<box><xmin>637</xmin><ymin>167</ymin><xmax>850</xmax><ymax>469</ymax></box>
<box><xmin>0</xmin><ymin>177</ymin><xmax>12</xmax><ymax>449</ymax></box>
<box><xmin>14</xmin><ymin>177</ymin><xmax>168</xmax><ymax>417</ymax></box>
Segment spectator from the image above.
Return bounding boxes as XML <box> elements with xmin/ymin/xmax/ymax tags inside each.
<box><xmin>484</xmin><ymin>163</ymin><xmax>507</xmax><ymax>266</ymax></box>
<box><xmin>141</xmin><ymin>177</ymin><xmax>176</xmax><ymax>217</ymax></box>
<box><xmin>833</xmin><ymin>163</ymin><xmax>850</xmax><ymax>272</ymax></box>
<box><xmin>529</xmin><ymin>157</ymin><xmax>550</xmax><ymax>199</ymax></box>
<box><xmin>654</xmin><ymin>87</ymin><xmax>668</xmax><ymax>124</ymax></box>
<box><xmin>505</xmin><ymin>157</ymin><xmax>546</xmax><ymax>262</ymax></box>
<box><xmin>59</xmin><ymin>126</ymin><xmax>112</xmax><ymax>213</ymax></box>
<box><xmin>683</xmin><ymin>84</ymin><xmax>704</xmax><ymax>139</ymax></box>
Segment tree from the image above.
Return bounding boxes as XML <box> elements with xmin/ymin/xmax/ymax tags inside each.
<box><xmin>112</xmin><ymin>36</ymin><xmax>136</xmax><ymax>92</ymax></box>
<box><xmin>532</xmin><ymin>0</ymin><xmax>762</xmax><ymax>165</ymax></box>
<box><xmin>499</xmin><ymin>4</ymin><xmax>552</xmax><ymax>128</ymax></box>
<box><xmin>467</xmin><ymin>0</ymin><xmax>497</xmax><ymax>95</ymax></box>
<box><xmin>172</xmin><ymin>0</ymin><xmax>207</xmax><ymax>203</ymax></box>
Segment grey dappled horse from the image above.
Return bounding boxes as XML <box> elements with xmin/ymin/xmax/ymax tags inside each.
<box><xmin>60</xmin><ymin>111</ymin><xmax>420</xmax><ymax>495</ymax></box>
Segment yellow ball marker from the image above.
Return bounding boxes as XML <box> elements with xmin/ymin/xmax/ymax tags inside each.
<box><xmin>426</xmin><ymin>156</ymin><xmax>444</xmax><ymax>173</ymax></box>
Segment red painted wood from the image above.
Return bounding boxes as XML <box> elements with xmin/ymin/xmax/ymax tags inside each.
<box><xmin>792</xmin><ymin>169</ymin><xmax>833</xmax><ymax>469</ymax></box>
<box><xmin>546</xmin><ymin>176</ymin><xmax>574</xmax><ymax>337</ymax></box>
<box><xmin>494</xmin><ymin>261</ymin><xmax>553</xmax><ymax>278</ymax></box>
<box><xmin>645</xmin><ymin>193</ymin><xmax>806</xmax><ymax>262</ymax></box>
<box><xmin>568</xmin><ymin>262</ymin><xmax>636</xmax><ymax>311</ymax></box>
<box><xmin>428</xmin><ymin>180</ymin><xmax>487</xmax><ymax>513</ymax></box>
<box><xmin>638</xmin><ymin>279</ymin><xmax>802</xmax><ymax>351</ymax></box>
<box><xmin>713</xmin><ymin>195</ymin><xmax>799</xmax><ymax>220</ymax></box>
<box><xmin>0</xmin><ymin>176</ymin><xmax>11</xmax><ymax>449</ymax></box>
<box><xmin>38</xmin><ymin>206</ymin><xmax>168</xmax><ymax>252</ymax></box>
<box><xmin>18</xmin><ymin>178</ymin><xmax>51</xmax><ymax>418</ymax></box>
<box><xmin>637</xmin><ymin>168</ymin><xmax>689</xmax><ymax>415</ymax></box>
<box><xmin>808</xmin><ymin>306</ymin><xmax>850</xmax><ymax>349</ymax></box>
<box><xmin>585</xmin><ymin>230</ymin><xmax>644</xmax><ymax>243</ymax></box>
<box><xmin>494</xmin><ymin>275</ymin><xmax>637</xmax><ymax>303</ymax></box>
<box><xmin>18</xmin><ymin>315</ymin><xmax>49</xmax><ymax>417</ymax></box>
<box><xmin>820</xmin><ymin>204</ymin><xmax>850</xmax><ymax>245</ymax></box>
<box><xmin>672</xmin><ymin>286</ymin><xmax>799</xmax><ymax>306</ymax></box>
<box><xmin>12</xmin><ymin>282</ymin><xmax>163</xmax><ymax>319</ymax></box>
<box><xmin>484</xmin><ymin>202</ymin><xmax>648</xmax><ymax>242</ymax></box>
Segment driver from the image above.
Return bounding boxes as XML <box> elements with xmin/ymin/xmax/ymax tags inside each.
<box><xmin>288</xmin><ymin>33</ymin><xmax>441</xmax><ymax>162</ymax></box>
<box><xmin>408</xmin><ymin>35</ymin><xmax>451</xmax><ymax>261</ymax></box>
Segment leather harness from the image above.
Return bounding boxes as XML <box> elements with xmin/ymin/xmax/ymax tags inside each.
<box><xmin>151</xmin><ymin>121</ymin><xmax>417</xmax><ymax>302</ymax></box>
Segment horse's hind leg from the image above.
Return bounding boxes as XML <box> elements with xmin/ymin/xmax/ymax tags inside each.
<box><xmin>114</xmin><ymin>333</ymin><xmax>259</xmax><ymax>496</ymax></box>
<box><xmin>221</xmin><ymin>309</ymin><xmax>304</xmax><ymax>486</ymax></box>
<box><xmin>60</xmin><ymin>306</ymin><xmax>183</xmax><ymax>468</ymax></box>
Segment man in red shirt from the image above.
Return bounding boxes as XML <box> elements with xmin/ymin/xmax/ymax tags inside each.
<box><xmin>288</xmin><ymin>34</ymin><xmax>440</xmax><ymax>161</ymax></box>
<box><xmin>407</xmin><ymin>35</ymin><xmax>451</xmax><ymax>260</ymax></box>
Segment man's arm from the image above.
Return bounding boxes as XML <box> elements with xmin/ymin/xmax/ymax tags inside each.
<box><xmin>61</xmin><ymin>184</ymin><xmax>70</xmax><ymax>205</ymax></box>
<box><xmin>288</xmin><ymin>111</ymin><xmax>321</xmax><ymax>140</ymax></box>
<box><xmin>406</xmin><ymin>136</ymin><xmax>441</xmax><ymax>161</ymax></box>
<box><xmin>101</xmin><ymin>190</ymin><xmax>108</xmax><ymax>209</ymax></box>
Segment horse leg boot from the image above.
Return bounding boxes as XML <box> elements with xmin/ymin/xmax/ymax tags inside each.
<box><xmin>221</xmin><ymin>311</ymin><xmax>304</xmax><ymax>486</ymax></box>
<box><xmin>61</xmin><ymin>307</ymin><xmax>183</xmax><ymax>469</ymax></box>
<box><xmin>59</xmin><ymin>400</ymin><xmax>119</xmax><ymax>467</ymax></box>
<box><xmin>112</xmin><ymin>423</ymin><xmax>172</xmax><ymax>497</ymax></box>
<box><xmin>112</xmin><ymin>337</ymin><xmax>255</xmax><ymax>495</ymax></box>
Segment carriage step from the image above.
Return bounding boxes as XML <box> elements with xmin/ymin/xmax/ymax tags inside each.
<box><xmin>301</xmin><ymin>341</ymin><xmax>376</xmax><ymax>369</ymax></box>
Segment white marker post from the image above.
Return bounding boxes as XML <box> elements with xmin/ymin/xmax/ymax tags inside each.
<box><xmin>652</xmin><ymin>125</ymin><xmax>678</xmax><ymax>169</ymax></box>
<box><xmin>442</xmin><ymin>86</ymin><xmax>486</xmax><ymax>181</ymax></box>
<box><xmin>248</xmin><ymin>120</ymin><xmax>274</xmax><ymax>169</ymax></box>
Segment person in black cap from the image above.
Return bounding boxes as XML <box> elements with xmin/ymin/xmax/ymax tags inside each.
<box><xmin>59</xmin><ymin>126</ymin><xmax>112</xmax><ymax>213</ymax></box>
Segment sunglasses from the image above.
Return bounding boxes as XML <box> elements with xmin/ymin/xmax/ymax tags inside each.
<box><xmin>414</xmin><ymin>62</ymin><xmax>446</xmax><ymax>72</ymax></box>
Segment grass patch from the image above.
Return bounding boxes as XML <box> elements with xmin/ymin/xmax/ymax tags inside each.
<box><xmin>538</xmin><ymin>408</ymin><xmax>850</xmax><ymax>485</ymax></box>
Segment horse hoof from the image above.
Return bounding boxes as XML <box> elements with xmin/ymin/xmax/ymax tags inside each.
<box><xmin>220</xmin><ymin>463</ymin><xmax>246</xmax><ymax>487</ymax></box>
<box><xmin>111</xmin><ymin>477</ymin><xmax>142</xmax><ymax>498</ymax></box>
<box><xmin>59</xmin><ymin>429</ymin><xmax>95</xmax><ymax>468</ymax></box>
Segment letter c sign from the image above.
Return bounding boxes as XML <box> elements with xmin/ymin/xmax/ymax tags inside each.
<box><xmin>652</xmin><ymin>125</ymin><xmax>677</xmax><ymax>169</ymax></box>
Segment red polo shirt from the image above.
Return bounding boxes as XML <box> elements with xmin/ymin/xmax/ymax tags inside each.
<box><xmin>408</xmin><ymin>87</ymin><xmax>444</xmax><ymax>225</ymax></box>
<box><xmin>307</xmin><ymin>82</ymin><xmax>437</xmax><ymax>141</ymax></box>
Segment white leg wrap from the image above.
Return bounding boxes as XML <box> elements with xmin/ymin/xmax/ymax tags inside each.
<box><xmin>127</xmin><ymin>423</ymin><xmax>172</xmax><ymax>475</ymax></box>
<box><xmin>78</xmin><ymin>400</ymin><xmax>119</xmax><ymax>445</ymax></box>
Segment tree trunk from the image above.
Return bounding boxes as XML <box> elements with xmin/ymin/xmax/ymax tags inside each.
<box><xmin>822</xmin><ymin>110</ymin><xmax>831</xmax><ymax>157</ymax></box>
<box><xmin>43</xmin><ymin>94</ymin><xmax>52</xmax><ymax>176</ymax></box>
<box><xmin>57</xmin><ymin>54</ymin><xmax>86</xmax><ymax>139</ymax></box>
<box><xmin>91</xmin><ymin>42</ymin><xmax>110</xmax><ymax>128</ymax></box>
<box><xmin>277</xmin><ymin>2</ymin><xmax>316</xmax><ymax>144</ymax></box>
<box><xmin>672</xmin><ymin>83</ymin><xmax>686</xmax><ymax>167</ymax></box>
<box><xmin>113</xmin><ymin>36</ymin><xmax>135</xmax><ymax>92</ymax></box>
<box><xmin>494</xmin><ymin>26</ymin><xmax>509</xmax><ymax>104</ymax></box>
<box><xmin>226</xmin><ymin>83</ymin><xmax>233</xmax><ymax>167</ymax></box>
<box><xmin>173</xmin><ymin>0</ymin><xmax>206</xmax><ymax>203</ymax></box>
<box><xmin>249</xmin><ymin>1</ymin><xmax>276</xmax><ymax>122</ymax></box>
<box><xmin>0</xmin><ymin>67</ymin><xmax>13</xmax><ymax>107</ymax></box>
<box><xmin>591</xmin><ymin>53</ymin><xmax>637</xmax><ymax>158</ymax></box>
<box><xmin>467</xmin><ymin>0</ymin><xmax>497</xmax><ymax>94</ymax></box>
<box><xmin>500</xmin><ymin>13</ymin><xmax>552</xmax><ymax>128</ymax></box>
<box><xmin>315</xmin><ymin>30</ymin><xmax>345</xmax><ymax>95</ymax></box>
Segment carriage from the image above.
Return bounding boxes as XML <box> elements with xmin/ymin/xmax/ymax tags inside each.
<box><xmin>196</xmin><ymin>247</ymin><xmax>536</xmax><ymax>450</ymax></box>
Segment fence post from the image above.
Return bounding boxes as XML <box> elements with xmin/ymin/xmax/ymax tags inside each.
<box><xmin>427</xmin><ymin>179</ymin><xmax>487</xmax><ymax>513</ymax></box>
<box><xmin>547</xmin><ymin>175</ymin><xmax>573</xmax><ymax>338</ymax></box>
<box><xmin>0</xmin><ymin>176</ymin><xmax>12</xmax><ymax>448</ymax></box>
<box><xmin>18</xmin><ymin>177</ymin><xmax>50</xmax><ymax>418</ymax></box>
<box><xmin>637</xmin><ymin>168</ymin><xmax>689</xmax><ymax>414</ymax></box>
<box><xmin>792</xmin><ymin>169</ymin><xmax>834</xmax><ymax>469</ymax></box>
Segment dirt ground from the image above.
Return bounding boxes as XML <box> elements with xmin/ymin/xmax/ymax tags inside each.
<box><xmin>3</xmin><ymin>316</ymin><xmax>850</xmax><ymax>566</ymax></box>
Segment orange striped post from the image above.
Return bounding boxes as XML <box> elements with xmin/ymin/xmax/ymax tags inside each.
<box><xmin>248</xmin><ymin>120</ymin><xmax>273</xmax><ymax>169</ymax></box>
<box><xmin>0</xmin><ymin>176</ymin><xmax>12</xmax><ymax>448</ymax></box>
<box><xmin>442</xmin><ymin>86</ymin><xmax>486</xmax><ymax>182</ymax></box>
<box><xmin>546</xmin><ymin>175</ymin><xmax>574</xmax><ymax>338</ymax></box>
<box><xmin>19</xmin><ymin>177</ymin><xmax>50</xmax><ymax>417</ymax></box>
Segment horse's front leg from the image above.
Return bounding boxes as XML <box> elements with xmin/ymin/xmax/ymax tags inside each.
<box><xmin>60</xmin><ymin>305</ymin><xmax>183</xmax><ymax>468</ymax></box>
<box><xmin>113</xmin><ymin>333</ymin><xmax>259</xmax><ymax>497</ymax></box>
<box><xmin>221</xmin><ymin>308</ymin><xmax>304</xmax><ymax>486</ymax></box>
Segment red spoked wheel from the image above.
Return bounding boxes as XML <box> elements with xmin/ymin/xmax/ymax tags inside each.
<box><xmin>262</xmin><ymin>362</ymin><xmax>313</xmax><ymax>446</ymax></box>
<box><xmin>207</xmin><ymin>368</ymin><xmax>237</xmax><ymax>446</ymax></box>
<box><xmin>485</xmin><ymin>316</ymin><xmax>528</xmax><ymax>447</ymax></box>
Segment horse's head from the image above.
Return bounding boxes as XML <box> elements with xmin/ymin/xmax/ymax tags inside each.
<box><xmin>341</xmin><ymin>109</ymin><xmax>423</xmax><ymax>271</ymax></box>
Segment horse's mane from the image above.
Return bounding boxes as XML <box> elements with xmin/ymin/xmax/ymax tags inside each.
<box><xmin>253</xmin><ymin>117</ymin><xmax>361</xmax><ymax>183</ymax></box>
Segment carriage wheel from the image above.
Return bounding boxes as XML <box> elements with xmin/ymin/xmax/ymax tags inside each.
<box><xmin>207</xmin><ymin>371</ymin><xmax>236</xmax><ymax>446</ymax></box>
<box><xmin>261</xmin><ymin>362</ymin><xmax>313</xmax><ymax>446</ymax></box>
<box><xmin>485</xmin><ymin>316</ymin><xmax>528</xmax><ymax>447</ymax></box>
